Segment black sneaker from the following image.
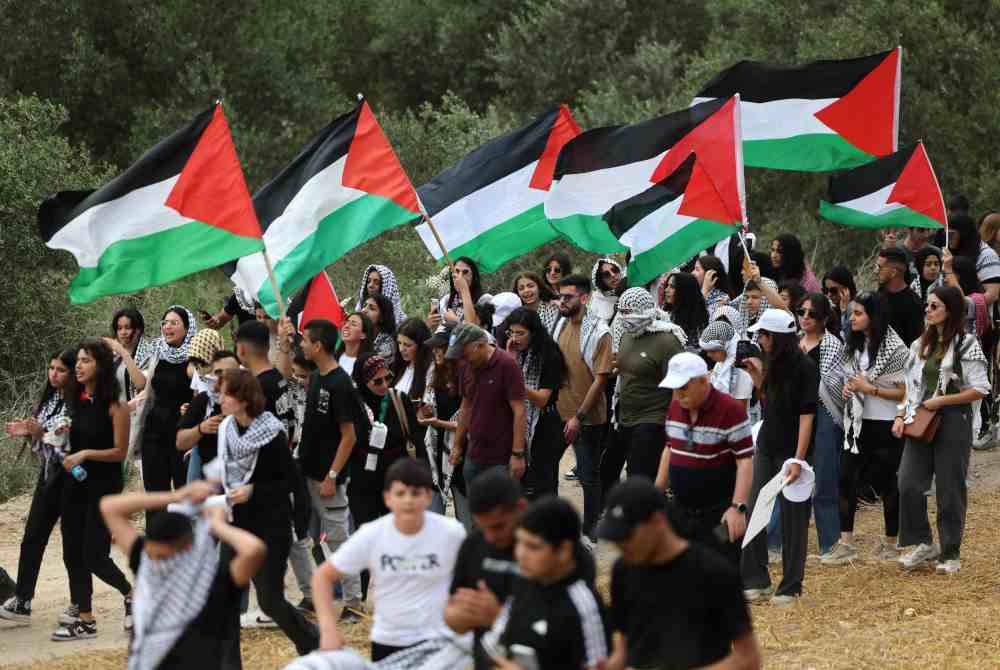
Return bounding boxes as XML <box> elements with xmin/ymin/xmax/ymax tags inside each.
<box><xmin>0</xmin><ymin>568</ymin><xmax>15</xmax><ymax>602</ymax></box>
<box><xmin>297</xmin><ymin>597</ymin><xmax>315</xmax><ymax>614</ymax></box>
<box><xmin>57</xmin><ymin>604</ymin><xmax>81</xmax><ymax>626</ymax></box>
<box><xmin>51</xmin><ymin>620</ymin><xmax>97</xmax><ymax>641</ymax></box>
<box><xmin>338</xmin><ymin>607</ymin><xmax>363</xmax><ymax>625</ymax></box>
<box><xmin>0</xmin><ymin>597</ymin><xmax>31</xmax><ymax>625</ymax></box>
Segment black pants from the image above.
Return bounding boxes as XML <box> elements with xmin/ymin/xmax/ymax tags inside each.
<box><xmin>372</xmin><ymin>641</ymin><xmax>419</xmax><ymax>661</ymax></box>
<box><xmin>523</xmin><ymin>413</ymin><xmax>566</xmax><ymax>500</ymax></box>
<box><xmin>141</xmin><ymin>433</ymin><xmax>187</xmax><ymax>526</ymax></box>
<box><xmin>604</xmin><ymin>422</ymin><xmax>665</xmax><ymax>489</ymax></box>
<box><xmin>840</xmin><ymin>419</ymin><xmax>902</xmax><ymax>537</ymax></box>
<box><xmin>600</xmin><ymin>425</ymin><xmax>625</xmax><ymax>505</ymax></box>
<box><xmin>249</xmin><ymin>526</ymin><xmax>318</xmax><ymax>655</ymax></box>
<box><xmin>347</xmin><ymin>473</ymin><xmax>389</xmax><ymax>600</ymax></box>
<box><xmin>15</xmin><ymin>468</ymin><xmax>67</xmax><ymax>602</ymax></box>
<box><xmin>61</xmin><ymin>477</ymin><xmax>131</xmax><ymax>613</ymax></box>
<box><xmin>668</xmin><ymin>499</ymin><xmax>742</xmax><ymax>569</ymax></box>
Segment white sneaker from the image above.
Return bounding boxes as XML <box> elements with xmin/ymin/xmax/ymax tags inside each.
<box><xmin>770</xmin><ymin>594</ymin><xmax>797</xmax><ymax>607</ymax></box>
<box><xmin>873</xmin><ymin>541</ymin><xmax>900</xmax><ymax>562</ymax></box>
<box><xmin>57</xmin><ymin>603</ymin><xmax>80</xmax><ymax>626</ymax></box>
<box><xmin>240</xmin><ymin>610</ymin><xmax>277</xmax><ymax>629</ymax></box>
<box><xmin>936</xmin><ymin>559</ymin><xmax>961</xmax><ymax>575</ymax></box>
<box><xmin>743</xmin><ymin>587</ymin><xmax>771</xmax><ymax>603</ymax></box>
<box><xmin>900</xmin><ymin>543</ymin><xmax>940</xmax><ymax>570</ymax></box>
<box><xmin>819</xmin><ymin>542</ymin><xmax>858</xmax><ymax>566</ymax></box>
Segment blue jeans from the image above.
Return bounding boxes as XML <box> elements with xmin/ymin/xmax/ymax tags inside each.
<box><xmin>185</xmin><ymin>446</ymin><xmax>203</xmax><ymax>483</ymax></box>
<box><xmin>463</xmin><ymin>461</ymin><xmax>508</xmax><ymax>493</ymax></box>
<box><xmin>574</xmin><ymin>424</ymin><xmax>605</xmax><ymax>538</ymax></box>
<box><xmin>812</xmin><ymin>407</ymin><xmax>843</xmax><ymax>553</ymax></box>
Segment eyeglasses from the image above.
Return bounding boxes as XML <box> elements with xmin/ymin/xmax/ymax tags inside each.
<box><xmin>370</xmin><ymin>373</ymin><xmax>393</xmax><ymax>386</ymax></box>
<box><xmin>796</xmin><ymin>308</ymin><xmax>819</xmax><ymax>319</ymax></box>
<box><xmin>557</xmin><ymin>293</ymin><xmax>578</xmax><ymax>302</ymax></box>
<box><xmin>823</xmin><ymin>285</ymin><xmax>841</xmax><ymax>296</ymax></box>
<box><xmin>546</xmin><ymin>265</ymin><xmax>562</xmax><ymax>275</ymax></box>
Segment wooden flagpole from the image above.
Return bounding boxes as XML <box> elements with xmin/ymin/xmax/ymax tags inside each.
<box><xmin>415</xmin><ymin>193</ymin><xmax>456</xmax><ymax>274</ymax></box>
<box><xmin>261</xmin><ymin>247</ymin><xmax>287</xmax><ymax>322</ymax></box>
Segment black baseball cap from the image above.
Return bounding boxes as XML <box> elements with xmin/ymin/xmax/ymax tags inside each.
<box><xmin>596</xmin><ymin>477</ymin><xmax>666</xmax><ymax>542</ymax></box>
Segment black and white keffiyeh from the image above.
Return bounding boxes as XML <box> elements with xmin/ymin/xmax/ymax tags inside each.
<box><xmin>537</xmin><ymin>301</ymin><xmax>560</xmax><ymax>334</ymax></box>
<box><xmin>129</xmin><ymin>517</ymin><xmax>219</xmax><ymax>670</ymax></box>
<box><xmin>843</xmin><ymin>327</ymin><xmax>908</xmax><ymax>453</ymax></box>
<box><xmin>733</xmin><ymin>278</ymin><xmax>776</xmax><ymax>341</ymax></box>
<box><xmin>357</xmin><ymin>264</ymin><xmax>407</xmax><ymax>324</ymax></box>
<box><xmin>516</xmin><ymin>350</ymin><xmax>544</xmax><ymax>454</ymax></box>
<box><xmin>233</xmin><ymin>286</ymin><xmax>256</xmax><ymax>313</ymax></box>
<box><xmin>816</xmin><ymin>331</ymin><xmax>846</xmax><ymax>424</ymax></box>
<box><xmin>150</xmin><ymin>305</ymin><xmax>197</xmax><ymax>365</ymax></box>
<box><xmin>611</xmin><ymin>287</ymin><xmax>688</xmax><ymax>352</ymax></box>
<box><xmin>218</xmin><ymin>412</ymin><xmax>284</xmax><ymax>492</ymax></box>
<box><xmin>699</xmin><ymin>321</ymin><xmax>739</xmax><ymax>395</ymax></box>
<box><xmin>33</xmin><ymin>394</ymin><xmax>69</xmax><ymax>480</ymax></box>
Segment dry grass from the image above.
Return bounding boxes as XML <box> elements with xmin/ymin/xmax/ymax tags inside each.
<box><xmin>6</xmin><ymin>491</ymin><xmax>1000</xmax><ymax>669</ymax></box>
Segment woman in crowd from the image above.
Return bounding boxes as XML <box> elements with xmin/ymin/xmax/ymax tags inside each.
<box><xmin>693</xmin><ymin>254</ymin><xmax>734</xmax><ymax>314</ymax></box>
<box><xmin>106</xmin><ymin>307</ymin><xmax>150</xmax><ymax>411</ymax></box>
<box><xmin>795</xmin><ymin>293</ymin><xmax>847</xmax><ymax>562</ymax></box>
<box><xmin>832</xmin><ymin>292</ymin><xmax>909</xmax><ymax>564</ymax></box>
<box><xmin>1</xmin><ymin>349</ymin><xmax>78</xmax><ymax>625</ymax></box>
<box><xmin>433</xmin><ymin>257</ymin><xmax>483</xmax><ymax>329</ymax></box>
<box><xmin>742</xmin><ymin>309</ymin><xmax>818</xmax><ymax>605</ymax></box>
<box><xmin>356</xmin><ymin>264</ymin><xmax>407</xmax><ymax>324</ymax></box>
<box><xmin>214</xmin><ymin>369</ymin><xmax>316</xmax><ymax>655</ymax></box>
<box><xmin>352</xmin><ymin>353</ymin><xmax>421</xmax><ymax>523</ymax></box>
<box><xmin>513</xmin><ymin>271</ymin><xmax>560</xmax><ymax>334</ymax></box>
<box><xmin>770</xmin><ymin>233</ymin><xmax>821</xmax><ymax>292</ymax></box>
<box><xmin>138</xmin><ymin>306</ymin><xmax>196</xmax><ymax>513</ymax></box>
<box><xmin>505</xmin><ymin>308</ymin><xmax>568</xmax><ymax>499</ymax></box>
<box><xmin>56</xmin><ymin>339</ymin><xmax>133</xmax><ymax>640</ymax></box>
<box><xmin>698</xmin><ymin>320</ymin><xmax>753</xmax><ymax>408</ymax></box>
<box><xmin>334</xmin><ymin>312</ymin><xmax>375</xmax><ymax>378</ymax></box>
<box><xmin>895</xmin><ymin>286</ymin><xmax>989</xmax><ymax>574</ymax></box>
<box><xmin>911</xmin><ymin>247</ymin><xmax>943</xmax><ymax>303</ymax></box>
<box><xmin>778</xmin><ymin>280</ymin><xmax>807</xmax><ymax>315</ymax></box>
<box><xmin>948</xmin><ymin>213</ymin><xmax>1000</xmax><ymax>289</ymax></box>
<box><xmin>418</xmin><ymin>330</ymin><xmax>469</xmax><ymax>526</ymax></box>
<box><xmin>176</xmin><ymin>349</ymin><xmax>239</xmax><ymax>483</ymax></box>
<box><xmin>822</xmin><ymin>265</ymin><xmax>858</xmax><ymax>339</ymax></box>
<box><xmin>175</xmin><ymin>328</ymin><xmax>226</xmax><ymax>482</ymax></box>
<box><xmin>543</xmin><ymin>252</ymin><xmax>573</xmax><ymax>296</ymax></box>
<box><xmin>589</xmin><ymin>257</ymin><xmax>626</xmax><ymax>323</ymax></box>
<box><xmin>391</xmin><ymin>318</ymin><xmax>432</xmax><ymax>399</ymax></box>
<box><xmin>944</xmin><ymin>254</ymin><xmax>991</xmax><ymax>340</ymax></box>
<box><xmin>662</xmin><ymin>271</ymin><xmax>709</xmax><ymax>345</ymax></box>
<box><xmin>979</xmin><ymin>211</ymin><xmax>1000</xmax><ymax>256</ymax></box>
<box><xmin>362</xmin><ymin>293</ymin><xmax>398</xmax><ymax>367</ymax></box>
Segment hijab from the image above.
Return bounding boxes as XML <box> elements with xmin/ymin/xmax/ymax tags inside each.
<box><xmin>151</xmin><ymin>306</ymin><xmax>198</xmax><ymax>365</ymax></box>
<box><xmin>357</xmin><ymin>264</ymin><xmax>407</xmax><ymax>324</ymax></box>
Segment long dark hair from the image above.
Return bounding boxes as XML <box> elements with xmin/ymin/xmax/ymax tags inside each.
<box><xmin>763</xmin><ymin>331</ymin><xmax>804</xmax><ymax>406</ymax></box>
<box><xmin>71</xmin><ymin>338</ymin><xmax>120</xmax><ymax>413</ymax></box>
<box><xmin>447</xmin><ymin>256</ymin><xmax>483</xmax><ymax>308</ymax></box>
<box><xmin>845</xmin><ymin>292</ymin><xmax>890</xmax><ymax>368</ymax></box>
<box><xmin>666</xmin><ymin>272</ymin><xmax>709</xmax><ymax>338</ymax></box>
<box><xmin>951</xmin><ymin>256</ymin><xmax>984</xmax><ymax>295</ymax></box>
<box><xmin>513</xmin><ymin>271</ymin><xmax>556</xmax><ymax>302</ymax></box>
<box><xmin>35</xmin><ymin>348</ymin><xmax>78</xmax><ymax>414</ymax></box>
<box><xmin>914</xmin><ymin>247</ymin><xmax>943</xmax><ymax>296</ymax></box>
<box><xmin>504</xmin><ymin>308</ymin><xmax>567</xmax><ymax>385</ymax></box>
<box><xmin>110</xmin><ymin>307</ymin><xmax>145</xmax><ymax>354</ymax></box>
<box><xmin>822</xmin><ymin>265</ymin><xmax>857</xmax><ymax>299</ymax></box>
<box><xmin>749</xmin><ymin>250</ymin><xmax>776</xmax><ymax>282</ymax></box>
<box><xmin>363</xmin><ymin>292</ymin><xmax>397</xmax><ymax>336</ymax></box>
<box><xmin>543</xmin><ymin>252</ymin><xmax>572</xmax><ymax>286</ymax></box>
<box><xmin>949</xmin><ymin>214</ymin><xmax>982</xmax><ymax>260</ymax></box>
<box><xmin>920</xmin><ymin>286</ymin><xmax>966</xmax><ymax>359</ymax></box>
<box><xmin>392</xmin><ymin>318</ymin><xmax>432</xmax><ymax>398</ymax></box>
<box><xmin>334</xmin><ymin>312</ymin><xmax>375</xmax><ymax>359</ymax></box>
<box><xmin>773</xmin><ymin>234</ymin><xmax>807</xmax><ymax>282</ymax></box>
<box><xmin>778</xmin><ymin>279</ymin><xmax>807</xmax><ymax>312</ymax></box>
<box><xmin>696</xmin><ymin>254</ymin><xmax>734</xmax><ymax>298</ymax></box>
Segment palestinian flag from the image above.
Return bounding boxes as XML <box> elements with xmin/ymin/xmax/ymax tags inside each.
<box><xmin>291</xmin><ymin>272</ymin><xmax>347</xmax><ymax>331</ymax></box>
<box><xmin>38</xmin><ymin>104</ymin><xmax>263</xmax><ymax>304</ymax></box>
<box><xmin>415</xmin><ymin>105</ymin><xmax>580</xmax><ymax>271</ymax></box>
<box><xmin>694</xmin><ymin>48</ymin><xmax>901</xmax><ymax>171</ymax></box>
<box><xmin>819</xmin><ymin>141</ymin><xmax>945</xmax><ymax>230</ymax></box>
<box><xmin>545</xmin><ymin>97</ymin><xmax>745</xmax><ymax>287</ymax></box>
<box><xmin>230</xmin><ymin>100</ymin><xmax>420</xmax><ymax>317</ymax></box>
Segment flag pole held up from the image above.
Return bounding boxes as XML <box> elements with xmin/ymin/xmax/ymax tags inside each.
<box><xmin>415</xmin><ymin>193</ymin><xmax>456</xmax><ymax>274</ymax></box>
<box><xmin>261</xmin><ymin>247</ymin><xmax>287</xmax><ymax>321</ymax></box>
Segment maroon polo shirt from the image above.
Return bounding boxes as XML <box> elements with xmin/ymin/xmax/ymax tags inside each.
<box><xmin>458</xmin><ymin>347</ymin><xmax>526</xmax><ymax>466</ymax></box>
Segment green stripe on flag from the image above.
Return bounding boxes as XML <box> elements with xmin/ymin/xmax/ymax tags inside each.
<box><xmin>69</xmin><ymin>221</ymin><xmax>263</xmax><ymax>304</ymax></box>
<box><xmin>818</xmin><ymin>201</ymin><xmax>943</xmax><ymax>230</ymax></box>
<box><xmin>447</xmin><ymin>204</ymin><xmax>559</xmax><ymax>272</ymax></box>
<box><xmin>744</xmin><ymin>134</ymin><xmax>873</xmax><ymax>172</ymax></box>
<box><xmin>549</xmin><ymin>213</ymin><xmax>629</xmax><ymax>255</ymax></box>
<box><xmin>627</xmin><ymin>219</ymin><xmax>736</xmax><ymax>288</ymax></box>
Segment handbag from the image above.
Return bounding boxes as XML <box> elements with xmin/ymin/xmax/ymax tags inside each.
<box><xmin>388</xmin><ymin>389</ymin><xmax>418</xmax><ymax>458</ymax></box>
<box><xmin>903</xmin><ymin>406</ymin><xmax>942</xmax><ymax>443</ymax></box>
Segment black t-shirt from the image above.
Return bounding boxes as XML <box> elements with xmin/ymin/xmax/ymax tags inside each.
<box><xmin>450</xmin><ymin>530</ymin><xmax>520</xmax><ymax>670</ymax></box>
<box><xmin>223</xmin><ymin>293</ymin><xmax>255</xmax><ymax>325</ymax></box>
<box><xmin>230</xmin><ymin>429</ymin><xmax>307</xmax><ymax>537</ymax></box>
<box><xmin>759</xmin><ymin>352</ymin><xmax>818</xmax><ymax>459</ymax></box>
<box><xmin>128</xmin><ymin>537</ymin><xmax>241</xmax><ymax>669</ymax></box>
<box><xmin>257</xmin><ymin>369</ymin><xmax>297</xmax><ymax>439</ymax></box>
<box><xmin>298</xmin><ymin>367</ymin><xmax>367</xmax><ymax>482</ymax></box>
<box><xmin>537</xmin><ymin>352</ymin><xmax>563</xmax><ymax>409</ymax></box>
<box><xmin>610</xmin><ymin>543</ymin><xmax>752</xmax><ymax>670</ymax></box>
<box><xmin>177</xmin><ymin>393</ymin><xmax>221</xmax><ymax>462</ymax></box>
<box><xmin>147</xmin><ymin>360</ymin><xmax>193</xmax><ymax>438</ymax></box>
<box><xmin>880</xmin><ymin>286</ymin><xmax>925</xmax><ymax>346</ymax></box>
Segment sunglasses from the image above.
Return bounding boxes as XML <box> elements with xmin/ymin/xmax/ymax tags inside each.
<box><xmin>926</xmin><ymin>302</ymin><xmax>944</xmax><ymax>312</ymax></box>
<box><xmin>796</xmin><ymin>308</ymin><xmax>819</xmax><ymax>319</ymax></box>
<box><xmin>823</xmin><ymin>285</ymin><xmax>841</xmax><ymax>296</ymax></box>
<box><xmin>558</xmin><ymin>293</ymin><xmax>578</xmax><ymax>302</ymax></box>
<box><xmin>370</xmin><ymin>373</ymin><xmax>393</xmax><ymax>386</ymax></box>
<box><xmin>546</xmin><ymin>265</ymin><xmax>562</xmax><ymax>275</ymax></box>
<box><xmin>601</xmin><ymin>267</ymin><xmax>620</xmax><ymax>279</ymax></box>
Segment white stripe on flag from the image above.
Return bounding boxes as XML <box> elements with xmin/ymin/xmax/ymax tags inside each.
<box><xmin>832</xmin><ymin>183</ymin><xmax>904</xmax><ymax>217</ymax></box>
<box><xmin>618</xmin><ymin>194</ymin><xmax>694</xmax><ymax>256</ymax></box>
<box><xmin>692</xmin><ymin>97</ymin><xmax>837</xmax><ymax>141</ymax></box>
<box><xmin>544</xmin><ymin>151</ymin><xmax>665</xmax><ymax>219</ymax></box>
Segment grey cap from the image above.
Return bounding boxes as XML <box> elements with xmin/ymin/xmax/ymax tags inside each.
<box><xmin>445</xmin><ymin>323</ymin><xmax>488</xmax><ymax>359</ymax></box>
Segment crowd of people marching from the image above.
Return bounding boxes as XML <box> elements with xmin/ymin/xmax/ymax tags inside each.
<box><xmin>1</xmin><ymin>198</ymin><xmax>998</xmax><ymax>669</ymax></box>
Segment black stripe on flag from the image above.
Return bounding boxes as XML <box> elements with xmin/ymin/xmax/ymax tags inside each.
<box><xmin>38</xmin><ymin>105</ymin><xmax>216</xmax><ymax>242</ymax></box>
<box><xmin>827</xmin><ymin>143</ymin><xmax>917</xmax><ymax>204</ymax></box>
<box><xmin>604</xmin><ymin>152</ymin><xmax>696</xmax><ymax>239</ymax></box>
<box><xmin>697</xmin><ymin>50</ymin><xmax>894</xmax><ymax>103</ymax></box>
<box><xmin>553</xmin><ymin>99</ymin><xmax>724</xmax><ymax>179</ymax></box>
<box><xmin>417</xmin><ymin>107</ymin><xmax>561</xmax><ymax>217</ymax></box>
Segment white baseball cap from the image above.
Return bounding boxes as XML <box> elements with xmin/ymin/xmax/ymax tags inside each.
<box><xmin>491</xmin><ymin>292</ymin><xmax>522</xmax><ymax>327</ymax></box>
<box><xmin>747</xmin><ymin>308</ymin><xmax>796</xmax><ymax>334</ymax></box>
<box><xmin>659</xmin><ymin>352</ymin><xmax>709</xmax><ymax>389</ymax></box>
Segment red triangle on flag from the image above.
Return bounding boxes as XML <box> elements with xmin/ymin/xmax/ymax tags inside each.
<box><xmin>298</xmin><ymin>272</ymin><xmax>347</xmax><ymax>332</ymax></box>
<box><xmin>813</xmin><ymin>48</ymin><xmax>900</xmax><ymax>158</ymax></box>
<box><xmin>342</xmin><ymin>101</ymin><xmax>420</xmax><ymax>213</ymax></box>
<box><xmin>886</xmin><ymin>142</ymin><xmax>946</xmax><ymax>227</ymax></box>
<box><xmin>650</xmin><ymin>96</ymin><xmax>744</xmax><ymax>224</ymax></box>
<box><xmin>529</xmin><ymin>105</ymin><xmax>582</xmax><ymax>191</ymax></box>
<box><xmin>165</xmin><ymin>104</ymin><xmax>262</xmax><ymax>239</ymax></box>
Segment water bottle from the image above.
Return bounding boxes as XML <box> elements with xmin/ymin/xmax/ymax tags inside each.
<box><xmin>70</xmin><ymin>464</ymin><xmax>87</xmax><ymax>482</ymax></box>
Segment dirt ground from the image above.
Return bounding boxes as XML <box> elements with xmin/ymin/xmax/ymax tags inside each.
<box><xmin>3</xmin><ymin>447</ymin><xmax>1000</xmax><ymax>669</ymax></box>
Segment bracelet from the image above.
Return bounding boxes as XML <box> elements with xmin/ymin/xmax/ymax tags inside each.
<box><xmin>511</xmin><ymin>452</ymin><xmax>525</xmax><ymax>458</ymax></box>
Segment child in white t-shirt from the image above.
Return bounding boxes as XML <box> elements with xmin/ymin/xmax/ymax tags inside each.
<box><xmin>310</xmin><ymin>458</ymin><xmax>466</xmax><ymax>662</ymax></box>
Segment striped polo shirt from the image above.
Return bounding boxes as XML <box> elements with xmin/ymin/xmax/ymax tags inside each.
<box><xmin>665</xmin><ymin>387</ymin><xmax>753</xmax><ymax>508</ymax></box>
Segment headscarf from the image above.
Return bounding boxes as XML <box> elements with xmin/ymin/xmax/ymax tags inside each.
<box><xmin>711</xmin><ymin>304</ymin><xmax>745</xmax><ymax>336</ymax></box>
<box><xmin>187</xmin><ymin>329</ymin><xmax>224</xmax><ymax>365</ymax></box>
<box><xmin>733</xmin><ymin>278</ymin><xmax>776</xmax><ymax>342</ymax></box>
<box><xmin>151</xmin><ymin>305</ymin><xmax>197</xmax><ymax>365</ymax></box>
<box><xmin>129</xmin><ymin>516</ymin><xmax>219</xmax><ymax>670</ymax></box>
<box><xmin>217</xmin><ymin>412</ymin><xmax>284</xmax><ymax>492</ymax></box>
<box><xmin>611</xmin><ymin>287</ymin><xmax>687</xmax><ymax>352</ymax></box>
<box><xmin>843</xmin><ymin>327</ymin><xmax>908</xmax><ymax>454</ymax></box>
<box><xmin>699</xmin><ymin>320</ymin><xmax>740</xmax><ymax>396</ymax></box>
<box><xmin>357</xmin><ymin>264</ymin><xmax>407</xmax><ymax>324</ymax></box>
<box><xmin>358</xmin><ymin>356</ymin><xmax>390</xmax><ymax>416</ymax></box>
<box><xmin>590</xmin><ymin>257</ymin><xmax>625</xmax><ymax>298</ymax></box>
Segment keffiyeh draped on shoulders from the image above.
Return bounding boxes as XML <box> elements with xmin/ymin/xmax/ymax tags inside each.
<box><xmin>150</xmin><ymin>305</ymin><xmax>197</xmax><ymax>365</ymax></box>
<box><xmin>843</xmin><ymin>327</ymin><xmax>908</xmax><ymax>453</ymax></box>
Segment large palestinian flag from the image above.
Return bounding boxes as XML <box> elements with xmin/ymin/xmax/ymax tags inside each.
<box><xmin>415</xmin><ymin>106</ymin><xmax>580</xmax><ymax>271</ymax></box>
<box><xmin>819</xmin><ymin>141</ymin><xmax>945</xmax><ymax>230</ymax></box>
<box><xmin>694</xmin><ymin>48</ymin><xmax>901</xmax><ymax>172</ymax></box>
<box><xmin>38</xmin><ymin>104</ymin><xmax>263</xmax><ymax>304</ymax></box>
<box><xmin>230</xmin><ymin>101</ymin><xmax>420</xmax><ymax>316</ymax></box>
<box><xmin>545</xmin><ymin>97</ymin><xmax>746</xmax><ymax>286</ymax></box>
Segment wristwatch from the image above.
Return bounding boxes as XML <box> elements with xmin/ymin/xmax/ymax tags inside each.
<box><xmin>730</xmin><ymin>502</ymin><xmax>748</xmax><ymax>514</ymax></box>
<box><xmin>511</xmin><ymin>452</ymin><xmax>525</xmax><ymax>459</ymax></box>
<box><xmin>328</xmin><ymin>469</ymin><xmax>339</xmax><ymax>481</ymax></box>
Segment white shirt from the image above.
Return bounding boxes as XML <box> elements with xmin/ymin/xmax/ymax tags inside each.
<box><xmin>709</xmin><ymin>367</ymin><xmax>754</xmax><ymax>401</ymax></box>
<box><xmin>856</xmin><ymin>351</ymin><xmax>902</xmax><ymax>421</ymax></box>
<box><xmin>338</xmin><ymin>354</ymin><xmax>356</xmax><ymax>378</ymax></box>
<box><xmin>331</xmin><ymin>512</ymin><xmax>466</xmax><ymax>646</ymax></box>
<box><xmin>395</xmin><ymin>364</ymin><xmax>415</xmax><ymax>396</ymax></box>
